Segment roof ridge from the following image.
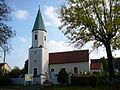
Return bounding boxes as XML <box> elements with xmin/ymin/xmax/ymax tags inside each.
<box><xmin>49</xmin><ymin>49</ymin><xmax>89</xmax><ymax>54</ymax></box>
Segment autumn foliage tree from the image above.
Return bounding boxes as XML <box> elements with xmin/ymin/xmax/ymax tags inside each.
<box><xmin>58</xmin><ymin>0</ymin><xmax>120</xmax><ymax>78</ymax></box>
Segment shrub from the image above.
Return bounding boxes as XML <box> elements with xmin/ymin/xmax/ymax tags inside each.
<box><xmin>90</xmin><ymin>75</ymin><xmax>98</xmax><ymax>88</ymax></box>
<box><xmin>57</xmin><ymin>68</ymin><xmax>68</xmax><ymax>84</ymax></box>
<box><xmin>71</xmin><ymin>76</ymin><xmax>90</xmax><ymax>86</ymax></box>
<box><xmin>0</xmin><ymin>74</ymin><xmax>11</xmax><ymax>85</ymax></box>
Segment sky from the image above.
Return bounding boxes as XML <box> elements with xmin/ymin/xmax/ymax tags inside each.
<box><xmin>0</xmin><ymin>0</ymin><xmax>119</xmax><ymax>69</ymax></box>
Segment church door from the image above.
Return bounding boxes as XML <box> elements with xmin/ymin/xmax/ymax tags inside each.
<box><xmin>34</xmin><ymin>68</ymin><xmax>37</xmax><ymax>75</ymax></box>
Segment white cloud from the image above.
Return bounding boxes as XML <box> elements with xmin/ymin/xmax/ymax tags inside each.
<box><xmin>44</xmin><ymin>6</ymin><xmax>61</xmax><ymax>26</ymax></box>
<box><xmin>47</xmin><ymin>40</ymin><xmax>120</xmax><ymax>58</ymax></box>
<box><xmin>14</xmin><ymin>10</ymin><xmax>29</xmax><ymax>20</ymax></box>
<box><xmin>89</xmin><ymin>47</ymin><xmax>120</xmax><ymax>59</ymax></box>
<box><xmin>18</xmin><ymin>37</ymin><xmax>27</xmax><ymax>43</ymax></box>
<box><xmin>113</xmin><ymin>50</ymin><xmax>120</xmax><ymax>57</ymax></box>
<box><xmin>90</xmin><ymin>48</ymin><xmax>107</xmax><ymax>59</ymax></box>
<box><xmin>47</xmin><ymin>40</ymin><xmax>75</xmax><ymax>52</ymax></box>
<box><xmin>45</xmin><ymin>21</ymin><xmax>51</xmax><ymax>26</ymax></box>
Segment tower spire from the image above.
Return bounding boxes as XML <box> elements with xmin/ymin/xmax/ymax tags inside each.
<box><xmin>33</xmin><ymin>7</ymin><xmax>46</xmax><ymax>31</ymax></box>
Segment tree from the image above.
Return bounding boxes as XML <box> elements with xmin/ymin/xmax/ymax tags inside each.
<box><xmin>0</xmin><ymin>43</ymin><xmax>12</xmax><ymax>63</ymax></box>
<box><xmin>0</xmin><ymin>69</ymin><xmax>11</xmax><ymax>85</ymax></box>
<box><xmin>58</xmin><ymin>0</ymin><xmax>120</xmax><ymax>78</ymax></box>
<box><xmin>57</xmin><ymin>68</ymin><xmax>68</xmax><ymax>84</ymax></box>
<box><xmin>8</xmin><ymin>66</ymin><xmax>25</xmax><ymax>77</ymax></box>
<box><xmin>100</xmin><ymin>57</ymin><xmax>109</xmax><ymax>73</ymax></box>
<box><xmin>0</xmin><ymin>0</ymin><xmax>15</xmax><ymax>59</ymax></box>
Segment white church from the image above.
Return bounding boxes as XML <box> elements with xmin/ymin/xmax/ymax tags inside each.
<box><xmin>28</xmin><ymin>8</ymin><xmax>90</xmax><ymax>84</ymax></box>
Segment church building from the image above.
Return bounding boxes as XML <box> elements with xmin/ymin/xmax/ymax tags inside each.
<box><xmin>49</xmin><ymin>50</ymin><xmax>90</xmax><ymax>75</ymax></box>
<box><xmin>28</xmin><ymin>8</ymin><xmax>90</xmax><ymax>84</ymax></box>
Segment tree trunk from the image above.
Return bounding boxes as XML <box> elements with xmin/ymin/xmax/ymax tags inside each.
<box><xmin>3</xmin><ymin>49</ymin><xmax>6</xmax><ymax>63</ymax></box>
<box><xmin>105</xmin><ymin>43</ymin><xmax>114</xmax><ymax>79</ymax></box>
<box><xmin>3</xmin><ymin>49</ymin><xmax>6</xmax><ymax>75</ymax></box>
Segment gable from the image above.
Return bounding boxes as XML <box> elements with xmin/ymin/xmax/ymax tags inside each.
<box><xmin>0</xmin><ymin>63</ymin><xmax>11</xmax><ymax>72</ymax></box>
<box><xmin>49</xmin><ymin>50</ymin><xmax>89</xmax><ymax>64</ymax></box>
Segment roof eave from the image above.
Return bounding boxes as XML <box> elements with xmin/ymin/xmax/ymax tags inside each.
<box><xmin>32</xmin><ymin>29</ymin><xmax>47</xmax><ymax>32</ymax></box>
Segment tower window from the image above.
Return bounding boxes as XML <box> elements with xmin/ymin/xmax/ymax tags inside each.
<box><xmin>35</xmin><ymin>35</ymin><xmax>37</xmax><ymax>40</ymax></box>
<box><xmin>34</xmin><ymin>68</ymin><xmax>37</xmax><ymax>75</ymax></box>
<box><xmin>44</xmin><ymin>36</ymin><xmax>46</xmax><ymax>41</ymax></box>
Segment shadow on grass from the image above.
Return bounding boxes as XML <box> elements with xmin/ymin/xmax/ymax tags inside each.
<box><xmin>0</xmin><ymin>85</ymin><xmax>26</xmax><ymax>89</ymax></box>
<box><xmin>43</xmin><ymin>84</ymin><xmax>120</xmax><ymax>90</ymax></box>
<box><xmin>0</xmin><ymin>84</ymin><xmax>120</xmax><ymax>90</ymax></box>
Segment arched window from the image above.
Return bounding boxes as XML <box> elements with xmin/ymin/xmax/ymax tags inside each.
<box><xmin>74</xmin><ymin>67</ymin><xmax>78</xmax><ymax>74</ymax></box>
<box><xmin>51</xmin><ymin>68</ymin><xmax>54</xmax><ymax>72</ymax></box>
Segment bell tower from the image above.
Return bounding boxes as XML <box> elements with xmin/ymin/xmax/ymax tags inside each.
<box><xmin>28</xmin><ymin>8</ymin><xmax>49</xmax><ymax>84</ymax></box>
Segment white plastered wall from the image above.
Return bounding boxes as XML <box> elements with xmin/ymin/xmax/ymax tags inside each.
<box><xmin>32</xmin><ymin>30</ymin><xmax>47</xmax><ymax>48</ymax></box>
<box><xmin>28</xmin><ymin>48</ymin><xmax>48</xmax><ymax>75</ymax></box>
<box><xmin>50</xmin><ymin>62</ymin><xmax>90</xmax><ymax>74</ymax></box>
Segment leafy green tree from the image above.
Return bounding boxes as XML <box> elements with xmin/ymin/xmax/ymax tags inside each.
<box><xmin>58</xmin><ymin>0</ymin><xmax>120</xmax><ymax>78</ymax></box>
<box><xmin>57</xmin><ymin>68</ymin><xmax>68</xmax><ymax>84</ymax></box>
<box><xmin>0</xmin><ymin>69</ymin><xmax>11</xmax><ymax>85</ymax></box>
<box><xmin>0</xmin><ymin>0</ymin><xmax>15</xmax><ymax>59</ymax></box>
<box><xmin>9</xmin><ymin>66</ymin><xmax>25</xmax><ymax>77</ymax></box>
<box><xmin>0</xmin><ymin>69</ymin><xmax>4</xmax><ymax>77</ymax></box>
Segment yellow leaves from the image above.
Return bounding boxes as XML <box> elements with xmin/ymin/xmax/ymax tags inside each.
<box><xmin>93</xmin><ymin>41</ymin><xmax>103</xmax><ymax>49</ymax></box>
<box><xmin>111</xmin><ymin>35</ymin><xmax>120</xmax><ymax>50</ymax></box>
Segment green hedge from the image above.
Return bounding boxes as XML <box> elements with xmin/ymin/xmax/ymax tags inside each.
<box><xmin>71</xmin><ymin>77</ymin><xmax>90</xmax><ymax>86</ymax></box>
<box><xmin>71</xmin><ymin>75</ymin><xmax>106</xmax><ymax>87</ymax></box>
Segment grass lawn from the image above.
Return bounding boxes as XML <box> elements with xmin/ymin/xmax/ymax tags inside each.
<box><xmin>0</xmin><ymin>85</ymin><xmax>25</xmax><ymax>89</ymax></box>
<box><xmin>0</xmin><ymin>84</ymin><xmax>120</xmax><ymax>90</ymax></box>
<box><xmin>43</xmin><ymin>84</ymin><xmax>120</xmax><ymax>90</ymax></box>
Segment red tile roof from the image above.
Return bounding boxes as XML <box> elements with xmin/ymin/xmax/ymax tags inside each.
<box><xmin>49</xmin><ymin>50</ymin><xmax>89</xmax><ymax>64</ymax></box>
<box><xmin>90</xmin><ymin>63</ymin><xmax>102</xmax><ymax>70</ymax></box>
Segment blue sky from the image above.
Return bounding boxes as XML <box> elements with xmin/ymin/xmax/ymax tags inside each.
<box><xmin>0</xmin><ymin>0</ymin><xmax>119</xmax><ymax>69</ymax></box>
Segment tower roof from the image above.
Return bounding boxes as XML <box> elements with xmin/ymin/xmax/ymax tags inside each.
<box><xmin>32</xmin><ymin>8</ymin><xmax>46</xmax><ymax>31</ymax></box>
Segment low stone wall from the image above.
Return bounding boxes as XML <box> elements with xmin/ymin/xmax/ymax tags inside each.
<box><xmin>11</xmin><ymin>77</ymin><xmax>41</xmax><ymax>85</ymax></box>
<box><xmin>11</xmin><ymin>78</ymin><xmax>25</xmax><ymax>85</ymax></box>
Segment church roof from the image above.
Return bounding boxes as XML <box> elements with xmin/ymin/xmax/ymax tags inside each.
<box><xmin>90</xmin><ymin>63</ymin><xmax>102</xmax><ymax>70</ymax></box>
<box><xmin>49</xmin><ymin>50</ymin><xmax>89</xmax><ymax>64</ymax></box>
<box><xmin>0</xmin><ymin>63</ymin><xmax>11</xmax><ymax>70</ymax></box>
<box><xmin>32</xmin><ymin>8</ymin><xmax>46</xmax><ymax>31</ymax></box>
